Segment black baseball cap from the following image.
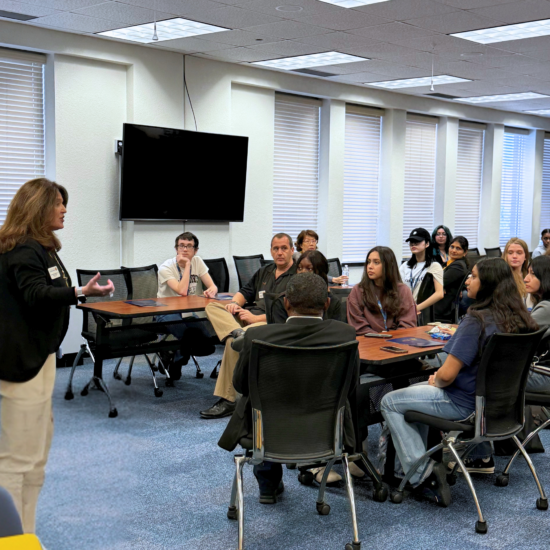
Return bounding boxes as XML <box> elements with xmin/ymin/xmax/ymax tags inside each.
<box><xmin>406</xmin><ymin>228</ymin><xmax>431</xmax><ymax>243</ymax></box>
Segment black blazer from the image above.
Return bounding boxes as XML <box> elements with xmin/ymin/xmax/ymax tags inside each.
<box><xmin>0</xmin><ymin>239</ymin><xmax>77</xmax><ymax>382</ymax></box>
<box><xmin>218</xmin><ymin>317</ymin><xmax>359</xmax><ymax>453</ymax></box>
<box><xmin>265</xmin><ymin>291</ymin><xmax>342</xmax><ymax>324</ymax></box>
<box><xmin>434</xmin><ymin>258</ymin><xmax>468</xmax><ymax>323</ymax></box>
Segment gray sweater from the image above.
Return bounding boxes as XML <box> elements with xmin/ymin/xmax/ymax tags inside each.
<box><xmin>532</xmin><ymin>300</ymin><xmax>550</xmax><ymax>337</ymax></box>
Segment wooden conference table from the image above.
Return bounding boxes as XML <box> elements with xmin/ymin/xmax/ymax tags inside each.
<box><xmin>74</xmin><ymin>294</ymin><xmax>233</xmax><ymax>417</ymax></box>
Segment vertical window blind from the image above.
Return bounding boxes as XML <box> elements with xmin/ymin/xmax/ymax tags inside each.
<box><xmin>455</xmin><ymin>124</ymin><xmax>484</xmax><ymax>248</ymax></box>
<box><xmin>403</xmin><ymin>116</ymin><xmax>438</xmax><ymax>257</ymax></box>
<box><xmin>343</xmin><ymin>105</ymin><xmax>382</xmax><ymax>263</ymax></box>
<box><xmin>272</xmin><ymin>93</ymin><xmax>321</xmax><ymax>242</ymax></box>
<box><xmin>500</xmin><ymin>131</ymin><xmax>527</xmax><ymax>247</ymax></box>
<box><xmin>0</xmin><ymin>50</ymin><xmax>46</xmax><ymax>226</ymax></box>
<box><xmin>541</xmin><ymin>136</ymin><xmax>550</xmax><ymax>233</ymax></box>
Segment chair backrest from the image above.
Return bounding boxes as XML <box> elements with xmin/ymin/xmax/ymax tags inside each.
<box><xmin>484</xmin><ymin>247</ymin><xmax>502</xmax><ymax>258</ymax></box>
<box><xmin>0</xmin><ymin>487</ymin><xmax>22</xmax><ymax>538</ymax></box>
<box><xmin>468</xmin><ymin>247</ymin><xmax>480</xmax><ymax>256</ymax></box>
<box><xmin>203</xmin><ymin>258</ymin><xmax>230</xmax><ymax>292</ymax></box>
<box><xmin>77</xmin><ymin>269</ymin><xmax>132</xmax><ymax>336</ymax></box>
<box><xmin>233</xmin><ymin>254</ymin><xmax>264</xmax><ymax>289</ymax></box>
<box><xmin>121</xmin><ymin>264</ymin><xmax>159</xmax><ymax>325</ymax></box>
<box><xmin>248</xmin><ymin>340</ymin><xmax>358</xmax><ymax>463</ymax></box>
<box><xmin>416</xmin><ymin>272</ymin><xmax>435</xmax><ymax>325</ymax></box>
<box><xmin>475</xmin><ymin>329</ymin><xmax>546</xmax><ymax>438</ymax></box>
<box><xmin>260</xmin><ymin>258</ymin><xmax>275</xmax><ymax>267</ymax></box>
<box><xmin>327</xmin><ymin>258</ymin><xmax>342</xmax><ymax>278</ymax></box>
<box><xmin>453</xmin><ymin>273</ymin><xmax>471</xmax><ymax>324</ymax></box>
<box><xmin>466</xmin><ymin>254</ymin><xmax>485</xmax><ymax>267</ymax></box>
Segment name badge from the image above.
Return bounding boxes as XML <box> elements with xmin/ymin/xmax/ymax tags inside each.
<box><xmin>258</xmin><ymin>290</ymin><xmax>265</xmax><ymax>300</ymax></box>
<box><xmin>48</xmin><ymin>266</ymin><xmax>60</xmax><ymax>280</ymax></box>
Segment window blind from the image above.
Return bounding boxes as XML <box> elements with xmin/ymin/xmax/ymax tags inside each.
<box><xmin>500</xmin><ymin>132</ymin><xmax>527</xmax><ymax>247</ymax></box>
<box><xmin>0</xmin><ymin>51</ymin><xmax>45</xmax><ymax>226</ymax></box>
<box><xmin>541</xmin><ymin>138</ymin><xmax>550</xmax><ymax>233</ymax></box>
<box><xmin>342</xmin><ymin>105</ymin><xmax>382</xmax><ymax>263</ymax></box>
<box><xmin>454</xmin><ymin>125</ymin><xmax>484</xmax><ymax>247</ymax></box>
<box><xmin>402</xmin><ymin>117</ymin><xmax>437</xmax><ymax>257</ymax></box>
<box><xmin>272</xmin><ymin>93</ymin><xmax>321</xmax><ymax>242</ymax></box>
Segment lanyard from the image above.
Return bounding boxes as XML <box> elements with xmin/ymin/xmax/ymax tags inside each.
<box><xmin>176</xmin><ymin>263</ymin><xmax>190</xmax><ymax>293</ymax></box>
<box><xmin>410</xmin><ymin>265</ymin><xmax>425</xmax><ymax>291</ymax></box>
<box><xmin>377</xmin><ymin>298</ymin><xmax>388</xmax><ymax>331</ymax></box>
<box><xmin>48</xmin><ymin>251</ymin><xmax>69</xmax><ymax>288</ymax></box>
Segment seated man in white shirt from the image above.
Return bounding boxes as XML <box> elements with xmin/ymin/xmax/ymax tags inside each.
<box><xmin>156</xmin><ymin>232</ymin><xmax>218</xmax><ymax>380</ymax></box>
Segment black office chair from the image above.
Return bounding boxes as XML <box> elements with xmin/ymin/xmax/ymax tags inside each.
<box><xmin>204</xmin><ymin>258</ymin><xmax>230</xmax><ymax>292</ymax></box>
<box><xmin>260</xmin><ymin>258</ymin><xmax>274</xmax><ymax>267</ymax></box>
<box><xmin>416</xmin><ymin>272</ymin><xmax>435</xmax><ymax>326</ymax></box>
<box><xmin>468</xmin><ymin>247</ymin><xmax>480</xmax><ymax>256</ymax></box>
<box><xmin>466</xmin><ymin>254</ymin><xmax>485</xmax><ymax>267</ymax></box>
<box><xmin>233</xmin><ymin>254</ymin><xmax>263</xmax><ymax>289</ymax></box>
<box><xmin>327</xmin><ymin>257</ymin><xmax>342</xmax><ymax>278</ymax></box>
<box><xmin>227</xmin><ymin>340</ymin><xmax>372</xmax><ymax>550</ymax></box>
<box><xmin>484</xmin><ymin>247</ymin><xmax>502</xmax><ymax>258</ymax></box>
<box><xmin>452</xmin><ymin>273</ymin><xmax>471</xmax><ymax>324</ymax></box>
<box><xmin>390</xmin><ymin>329</ymin><xmax>546</xmax><ymax>534</ymax></box>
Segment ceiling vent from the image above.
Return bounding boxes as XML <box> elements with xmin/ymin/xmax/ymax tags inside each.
<box><xmin>292</xmin><ymin>68</ymin><xmax>337</xmax><ymax>77</ymax></box>
<box><xmin>425</xmin><ymin>92</ymin><xmax>460</xmax><ymax>100</ymax></box>
<box><xmin>0</xmin><ymin>10</ymin><xmax>38</xmax><ymax>21</ymax></box>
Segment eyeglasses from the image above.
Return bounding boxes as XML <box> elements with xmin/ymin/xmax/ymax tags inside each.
<box><xmin>303</xmin><ymin>239</ymin><xmax>318</xmax><ymax>245</ymax></box>
<box><xmin>176</xmin><ymin>244</ymin><xmax>195</xmax><ymax>250</ymax></box>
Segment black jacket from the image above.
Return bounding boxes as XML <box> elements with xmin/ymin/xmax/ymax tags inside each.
<box><xmin>0</xmin><ymin>239</ymin><xmax>77</xmax><ymax>382</ymax></box>
<box><xmin>266</xmin><ymin>291</ymin><xmax>343</xmax><ymax>324</ymax></box>
<box><xmin>434</xmin><ymin>258</ymin><xmax>468</xmax><ymax>323</ymax></box>
<box><xmin>218</xmin><ymin>317</ymin><xmax>359</xmax><ymax>453</ymax></box>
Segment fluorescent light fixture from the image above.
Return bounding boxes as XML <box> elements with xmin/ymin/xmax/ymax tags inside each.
<box><xmin>525</xmin><ymin>109</ymin><xmax>550</xmax><ymax>116</ymax></box>
<box><xmin>452</xmin><ymin>19</ymin><xmax>550</xmax><ymax>44</ymax></box>
<box><xmin>368</xmin><ymin>75</ymin><xmax>470</xmax><ymax>89</ymax></box>
<box><xmin>455</xmin><ymin>92</ymin><xmax>550</xmax><ymax>104</ymax></box>
<box><xmin>97</xmin><ymin>18</ymin><xmax>229</xmax><ymax>44</ymax></box>
<box><xmin>318</xmin><ymin>0</ymin><xmax>391</xmax><ymax>7</ymax></box>
<box><xmin>252</xmin><ymin>51</ymin><xmax>368</xmax><ymax>70</ymax></box>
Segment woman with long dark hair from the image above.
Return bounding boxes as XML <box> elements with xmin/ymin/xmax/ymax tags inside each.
<box><xmin>347</xmin><ymin>246</ymin><xmax>416</xmax><ymax>335</ymax></box>
<box><xmin>532</xmin><ymin>229</ymin><xmax>550</xmax><ymax>258</ymax></box>
<box><xmin>434</xmin><ymin>236</ymin><xmax>469</xmax><ymax>323</ymax></box>
<box><xmin>381</xmin><ymin>258</ymin><xmax>538</xmax><ymax>506</ymax></box>
<box><xmin>0</xmin><ymin>178</ymin><xmax>113</xmax><ymax>533</ymax></box>
<box><xmin>431</xmin><ymin>225</ymin><xmax>453</xmax><ymax>265</ymax></box>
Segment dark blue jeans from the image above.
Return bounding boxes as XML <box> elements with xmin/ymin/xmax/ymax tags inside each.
<box><xmin>253</xmin><ymin>462</ymin><xmax>283</xmax><ymax>493</ymax></box>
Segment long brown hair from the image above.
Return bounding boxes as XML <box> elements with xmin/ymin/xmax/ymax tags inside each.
<box><xmin>502</xmin><ymin>237</ymin><xmax>529</xmax><ymax>297</ymax></box>
<box><xmin>359</xmin><ymin>246</ymin><xmax>403</xmax><ymax>317</ymax></box>
<box><xmin>0</xmin><ymin>178</ymin><xmax>68</xmax><ymax>254</ymax></box>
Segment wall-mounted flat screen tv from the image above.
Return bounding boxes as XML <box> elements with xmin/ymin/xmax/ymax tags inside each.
<box><xmin>120</xmin><ymin>123</ymin><xmax>249</xmax><ymax>222</ymax></box>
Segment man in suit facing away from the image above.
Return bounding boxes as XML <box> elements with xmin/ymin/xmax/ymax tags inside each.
<box><xmin>218</xmin><ymin>272</ymin><xmax>359</xmax><ymax>503</ymax></box>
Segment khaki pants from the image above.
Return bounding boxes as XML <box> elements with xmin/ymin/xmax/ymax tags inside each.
<box><xmin>206</xmin><ymin>302</ymin><xmax>266</xmax><ymax>402</ymax></box>
<box><xmin>0</xmin><ymin>353</ymin><xmax>56</xmax><ymax>534</ymax></box>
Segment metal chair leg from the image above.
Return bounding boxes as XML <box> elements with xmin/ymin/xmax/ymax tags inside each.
<box><xmin>65</xmin><ymin>344</ymin><xmax>86</xmax><ymax>400</ymax></box>
<box><xmin>234</xmin><ymin>455</ymin><xmax>246</xmax><ymax>550</ymax></box>
<box><xmin>316</xmin><ymin>458</ymin><xmax>337</xmax><ymax>512</ymax></box>
<box><xmin>144</xmin><ymin>355</ymin><xmax>163</xmax><ymax>397</ymax></box>
<box><xmin>191</xmin><ymin>356</ymin><xmax>204</xmax><ymax>379</ymax></box>
<box><xmin>210</xmin><ymin>359</ymin><xmax>221</xmax><ymax>379</ymax></box>
<box><xmin>227</xmin><ymin>470</ymin><xmax>239</xmax><ymax>520</ymax></box>
<box><xmin>342</xmin><ymin>454</ymin><xmax>361</xmax><ymax>548</ymax></box>
<box><xmin>511</xmin><ymin>435</ymin><xmax>548</xmax><ymax>509</ymax></box>
<box><xmin>113</xmin><ymin>357</ymin><xmax>124</xmax><ymax>380</ymax></box>
<box><xmin>89</xmin><ymin>375</ymin><xmax>118</xmax><ymax>418</ymax></box>
<box><xmin>124</xmin><ymin>356</ymin><xmax>135</xmax><ymax>385</ymax></box>
<box><xmin>155</xmin><ymin>353</ymin><xmax>171</xmax><ymax>380</ymax></box>
<box><xmin>396</xmin><ymin>442</ymin><xmax>445</xmax><ymax>492</ymax></box>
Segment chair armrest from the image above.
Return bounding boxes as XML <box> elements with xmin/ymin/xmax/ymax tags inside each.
<box><xmin>404</xmin><ymin>411</ymin><xmax>475</xmax><ymax>434</ymax></box>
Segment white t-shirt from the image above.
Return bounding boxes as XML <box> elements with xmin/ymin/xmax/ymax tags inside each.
<box><xmin>399</xmin><ymin>260</ymin><xmax>444</xmax><ymax>301</ymax></box>
<box><xmin>157</xmin><ymin>256</ymin><xmax>209</xmax><ymax>298</ymax></box>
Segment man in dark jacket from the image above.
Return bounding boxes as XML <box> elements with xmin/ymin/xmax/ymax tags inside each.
<box><xmin>218</xmin><ymin>272</ymin><xmax>359</xmax><ymax>503</ymax></box>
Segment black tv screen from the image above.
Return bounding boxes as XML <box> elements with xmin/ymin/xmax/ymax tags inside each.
<box><xmin>120</xmin><ymin>123</ymin><xmax>248</xmax><ymax>222</ymax></box>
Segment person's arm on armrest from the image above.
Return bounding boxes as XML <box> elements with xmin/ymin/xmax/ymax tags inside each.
<box><xmin>429</xmin><ymin>354</ymin><xmax>463</xmax><ymax>388</ymax></box>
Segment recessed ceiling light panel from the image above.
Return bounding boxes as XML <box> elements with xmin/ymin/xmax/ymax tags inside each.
<box><xmin>452</xmin><ymin>19</ymin><xmax>550</xmax><ymax>44</ymax></box>
<box><xmin>368</xmin><ymin>75</ymin><xmax>470</xmax><ymax>89</ymax></box>
<box><xmin>319</xmin><ymin>0</ymin><xmax>391</xmax><ymax>7</ymax></box>
<box><xmin>97</xmin><ymin>18</ymin><xmax>230</xmax><ymax>44</ymax></box>
<box><xmin>455</xmin><ymin>92</ymin><xmax>550</xmax><ymax>103</ymax></box>
<box><xmin>525</xmin><ymin>109</ymin><xmax>550</xmax><ymax>116</ymax></box>
<box><xmin>252</xmin><ymin>51</ymin><xmax>368</xmax><ymax>70</ymax></box>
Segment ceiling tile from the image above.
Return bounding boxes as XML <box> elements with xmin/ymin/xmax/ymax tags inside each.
<box><xmin>243</xmin><ymin>20</ymin><xmax>333</xmax><ymax>39</ymax></box>
<box><xmin>117</xmin><ymin>0</ymin><xmax>228</xmax><ymax>17</ymax></box>
<box><xmin>326</xmin><ymin>71</ymin><xmax>402</xmax><ymax>83</ymax></box>
<box><xmin>202</xmin><ymin>29</ymin><xmax>283</xmax><ymax>46</ymax></box>
<box><xmin>469</xmin><ymin>0</ymin><xmax>550</xmax><ymax>24</ymax></box>
<box><xmin>233</xmin><ymin>0</ymin><xmax>342</xmax><ymax>18</ymax></box>
<box><xmin>436</xmin><ymin>0</ymin><xmax>520</xmax><ymax>8</ymax></box>
<box><xmin>177</xmin><ymin>6</ymin><xmax>284</xmax><ymax>29</ymax></box>
<box><xmin>309</xmin><ymin>59</ymin><xmax>373</xmax><ymax>74</ymax></box>
<box><xmin>31</xmin><ymin>12</ymin><xmax>120</xmax><ymax>32</ymax></box>
<box><xmin>354</xmin><ymin>0</ymin><xmax>459</xmax><ymax>21</ymax></box>
<box><xmin>404</xmin><ymin>11</ymin><xmax>504</xmax><ymax>34</ymax></box>
<box><xmin>298</xmin><ymin>31</ymin><xmax>382</xmax><ymax>51</ymax></box>
<box><xmin>201</xmin><ymin>46</ymin><xmax>271</xmax><ymax>62</ymax></box>
<box><xmin>449</xmin><ymin>80</ymin><xmax>517</xmax><ymax>95</ymax></box>
<box><xmin>340</xmin><ymin>41</ymin><xmax>424</xmax><ymax>61</ymax></box>
<box><xmin>348</xmin><ymin>22</ymin><xmax>441</xmax><ymax>42</ymax></box>
<box><xmin>295</xmin><ymin>10</ymin><xmax>390</xmax><ymax>31</ymax></box>
<box><xmin>243</xmin><ymin>39</ymin><xmax>332</xmax><ymax>57</ymax></box>
<box><xmin>151</xmin><ymin>36</ymin><xmax>233</xmax><ymax>53</ymax></box>
<box><xmin>485</xmin><ymin>53</ymin><xmax>549</xmax><ymax>69</ymax></box>
<box><xmin>517</xmin><ymin>61</ymin><xmax>550</xmax><ymax>76</ymax></box>
<box><xmin>74</xmin><ymin>2</ymin><xmax>175</xmax><ymax>25</ymax></box>
<box><xmin>387</xmin><ymin>33</ymin><xmax>505</xmax><ymax>56</ymax></box>
<box><xmin>345</xmin><ymin>61</ymin><xmax>429</xmax><ymax>78</ymax></box>
<box><xmin>492</xmin><ymin>35</ymin><xmax>550</xmax><ymax>54</ymax></box>
<box><xmin>15</xmin><ymin>0</ymin><xmax>105</xmax><ymax>8</ymax></box>
<box><xmin>0</xmin><ymin>0</ymin><xmax>59</xmax><ymax>16</ymax></box>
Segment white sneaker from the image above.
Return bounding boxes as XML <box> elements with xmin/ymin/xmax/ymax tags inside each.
<box><xmin>348</xmin><ymin>461</ymin><xmax>365</xmax><ymax>478</ymax></box>
<box><xmin>310</xmin><ymin>466</ymin><xmax>342</xmax><ymax>483</ymax></box>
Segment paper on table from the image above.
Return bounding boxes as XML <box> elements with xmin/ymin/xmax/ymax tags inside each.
<box><xmin>124</xmin><ymin>300</ymin><xmax>167</xmax><ymax>307</ymax></box>
<box><xmin>387</xmin><ymin>337</ymin><xmax>442</xmax><ymax>348</ymax></box>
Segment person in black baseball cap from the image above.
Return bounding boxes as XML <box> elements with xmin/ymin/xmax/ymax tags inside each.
<box><xmin>399</xmin><ymin>227</ymin><xmax>444</xmax><ymax>322</ymax></box>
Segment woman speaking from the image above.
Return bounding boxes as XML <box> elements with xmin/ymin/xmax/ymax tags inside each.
<box><xmin>0</xmin><ymin>178</ymin><xmax>113</xmax><ymax>533</ymax></box>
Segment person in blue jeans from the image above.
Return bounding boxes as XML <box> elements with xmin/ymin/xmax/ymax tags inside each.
<box><xmin>381</xmin><ymin>258</ymin><xmax>538</xmax><ymax>507</ymax></box>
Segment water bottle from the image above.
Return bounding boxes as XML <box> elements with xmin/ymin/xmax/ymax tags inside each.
<box><xmin>342</xmin><ymin>264</ymin><xmax>349</xmax><ymax>285</ymax></box>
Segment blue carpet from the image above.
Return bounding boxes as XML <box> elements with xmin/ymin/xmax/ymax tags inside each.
<box><xmin>29</xmin><ymin>351</ymin><xmax>550</xmax><ymax>549</ymax></box>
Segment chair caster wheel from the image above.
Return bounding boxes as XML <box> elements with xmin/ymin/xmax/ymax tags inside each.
<box><xmin>196</xmin><ymin>372</ymin><xmax>204</xmax><ymax>379</ymax></box>
<box><xmin>298</xmin><ymin>471</ymin><xmax>314</xmax><ymax>486</ymax></box>
<box><xmin>475</xmin><ymin>520</ymin><xmax>487</xmax><ymax>534</ymax></box>
<box><xmin>113</xmin><ymin>373</ymin><xmax>122</xmax><ymax>380</ymax></box>
<box><xmin>154</xmin><ymin>388</ymin><xmax>163</xmax><ymax>397</ymax></box>
<box><xmin>124</xmin><ymin>377</ymin><xmax>132</xmax><ymax>386</ymax></box>
<box><xmin>373</xmin><ymin>484</ymin><xmax>388</xmax><ymax>502</ymax></box>
<box><xmin>81</xmin><ymin>388</ymin><xmax>89</xmax><ymax>397</ymax></box>
<box><xmin>447</xmin><ymin>473</ymin><xmax>457</xmax><ymax>486</ymax></box>
<box><xmin>345</xmin><ymin>542</ymin><xmax>361</xmax><ymax>550</ymax></box>
<box><xmin>286</xmin><ymin>463</ymin><xmax>297</xmax><ymax>470</ymax></box>
<box><xmin>495</xmin><ymin>474</ymin><xmax>509</xmax><ymax>487</ymax></box>
<box><xmin>537</xmin><ymin>498</ymin><xmax>548</xmax><ymax>510</ymax></box>
<box><xmin>390</xmin><ymin>490</ymin><xmax>403</xmax><ymax>504</ymax></box>
<box><xmin>109</xmin><ymin>408</ymin><xmax>118</xmax><ymax>418</ymax></box>
<box><xmin>316</xmin><ymin>502</ymin><xmax>330</xmax><ymax>515</ymax></box>
<box><xmin>227</xmin><ymin>506</ymin><xmax>238</xmax><ymax>520</ymax></box>
<box><xmin>64</xmin><ymin>391</ymin><xmax>74</xmax><ymax>401</ymax></box>
<box><xmin>165</xmin><ymin>379</ymin><xmax>175</xmax><ymax>387</ymax></box>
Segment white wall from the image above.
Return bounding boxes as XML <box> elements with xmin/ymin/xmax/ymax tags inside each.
<box><xmin>2</xmin><ymin>18</ymin><xmax>550</xmax><ymax>351</ymax></box>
